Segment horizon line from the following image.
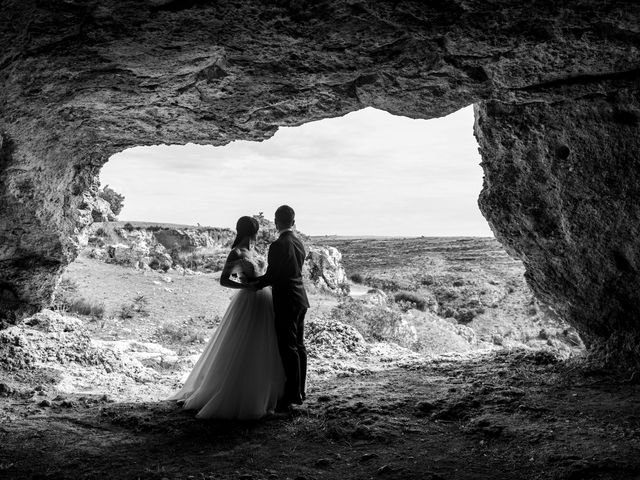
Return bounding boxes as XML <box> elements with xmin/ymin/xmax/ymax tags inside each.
<box><xmin>95</xmin><ymin>220</ymin><xmax>495</xmax><ymax>239</ymax></box>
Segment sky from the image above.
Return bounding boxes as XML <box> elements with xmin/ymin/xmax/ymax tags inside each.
<box><xmin>100</xmin><ymin>105</ymin><xmax>493</xmax><ymax>237</ymax></box>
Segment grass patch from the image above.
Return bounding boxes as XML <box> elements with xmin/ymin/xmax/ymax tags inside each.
<box><xmin>52</xmin><ymin>278</ymin><xmax>105</xmax><ymax>320</ymax></box>
<box><xmin>65</xmin><ymin>298</ymin><xmax>106</xmax><ymax>319</ymax></box>
<box><xmin>156</xmin><ymin>321</ymin><xmax>208</xmax><ymax>344</ymax></box>
<box><xmin>393</xmin><ymin>291</ymin><xmax>429</xmax><ymax>312</ymax></box>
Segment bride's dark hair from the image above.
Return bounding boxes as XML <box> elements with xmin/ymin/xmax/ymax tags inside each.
<box><xmin>231</xmin><ymin>216</ymin><xmax>260</xmax><ymax>249</ymax></box>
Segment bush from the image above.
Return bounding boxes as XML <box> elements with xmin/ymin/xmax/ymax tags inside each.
<box><xmin>65</xmin><ymin>298</ymin><xmax>106</xmax><ymax>320</ymax></box>
<box><xmin>454</xmin><ymin>308</ymin><xmax>476</xmax><ymax>324</ymax></box>
<box><xmin>52</xmin><ymin>278</ymin><xmax>105</xmax><ymax>320</ymax></box>
<box><xmin>394</xmin><ymin>291</ymin><xmax>428</xmax><ymax>312</ymax></box>
<box><xmin>363</xmin><ymin>276</ymin><xmax>402</xmax><ymax>292</ymax></box>
<box><xmin>98</xmin><ymin>185</ymin><xmax>125</xmax><ymax>216</ymax></box>
<box><xmin>349</xmin><ymin>273</ymin><xmax>364</xmax><ymax>284</ymax></box>
<box><xmin>156</xmin><ymin>321</ymin><xmax>207</xmax><ymax>344</ymax></box>
<box><xmin>119</xmin><ymin>295</ymin><xmax>149</xmax><ymax>319</ymax></box>
<box><xmin>329</xmin><ymin>299</ymin><xmax>404</xmax><ymax>343</ymax></box>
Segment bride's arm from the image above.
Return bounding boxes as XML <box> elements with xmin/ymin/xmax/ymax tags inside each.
<box><xmin>254</xmin><ymin>241</ymin><xmax>284</xmax><ymax>289</ymax></box>
<box><xmin>219</xmin><ymin>250</ymin><xmax>251</xmax><ymax>289</ymax></box>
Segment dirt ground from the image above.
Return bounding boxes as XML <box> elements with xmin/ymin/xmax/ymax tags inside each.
<box><xmin>2</xmin><ymin>350</ymin><xmax>640</xmax><ymax>479</ymax></box>
<box><xmin>1</xmin><ymin>238</ymin><xmax>636</xmax><ymax>479</ymax></box>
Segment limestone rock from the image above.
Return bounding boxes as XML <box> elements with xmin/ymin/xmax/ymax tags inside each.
<box><xmin>306</xmin><ymin>319</ymin><xmax>368</xmax><ymax>358</ymax></box>
<box><xmin>410</xmin><ymin>311</ymin><xmax>477</xmax><ymax>354</ymax></box>
<box><xmin>476</xmin><ymin>92</ymin><xmax>640</xmax><ymax>365</ymax></box>
<box><xmin>154</xmin><ymin>229</ymin><xmax>220</xmax><ymax>250</ymax></box>
<box><xmin>362</xmin><ymin>289</ymin><xmax>388</xmax><ymax>307</ymax></box>
<box><xmin>91</xmin><ymin>197</ymin><xmax>117</xmax><ymax>223</ymax></box>
<box><xmin>304</xmin><ymin>246</ymin><xmax>348</xmax><ymax>292</ymax></box>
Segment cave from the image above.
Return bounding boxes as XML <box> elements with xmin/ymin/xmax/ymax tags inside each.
<box><xmin>1</xmin><ymin>0</ymin><xmax>640</xmax><ymax>371</ymax></box>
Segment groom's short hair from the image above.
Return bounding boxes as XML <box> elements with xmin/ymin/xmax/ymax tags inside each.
<box><xmin>275</xmin><ymin>205</ymin><xmax>295</xmax><ymax>228</ymax></box>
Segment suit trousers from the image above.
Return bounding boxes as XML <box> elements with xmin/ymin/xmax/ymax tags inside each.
<box><xmin>273</xmin><ymin>303</ymin><xmax>307</xmax><ymax>404</ymax></box>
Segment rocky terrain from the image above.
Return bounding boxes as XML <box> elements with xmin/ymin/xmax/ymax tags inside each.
<box><xmin>1</xmin><ymin>309</ymin><xmax>639</xmax><ymax>479</ymax></box>
<box><xmin>315</xmin><ymin>236</ymin><xmax>581</xmax><ymax>357</ymax></box>
<box><xmin>1</xmin><ymin>234</ymin><xmax>619</xmax><ymax>479</ymax></box>
<box><xmin>80</xmin><ymin>219</ymin><xmax>348</xmax><ymax>293</ymax></box>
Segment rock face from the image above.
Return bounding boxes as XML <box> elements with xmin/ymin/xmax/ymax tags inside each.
<box><xmin>1</xmin><ymin>1</ymin><xmax>640</xmax><ymax>362</ymax></box>
<box><xmin>476</xmin><ymin>91</ymin><xmax>640</xmax><ymax>364</ymax></box>
<box><xmin>304</xmin><ymin>246</ymin><xmax>348</xmax><ymax>293</ymax></box>
<box><xmin>84</xmin><ymin>222</ymin><xmax>350</xmax><ymax>292</ymax></box>
<box><xmin>88</xmin><ymin>223</ymin><xmax>235</xmax><ymax>272</ymax></box>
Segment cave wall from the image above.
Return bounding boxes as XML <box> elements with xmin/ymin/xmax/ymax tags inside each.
<box><xmin>1</xmin><ymin>0</ymin><xmax>640</xmax><ymax>359</ymax></box>
<box><xmin>476</xmin><ymin>85</ymin><xmax>640</xmax><ymax>363</ymax></box>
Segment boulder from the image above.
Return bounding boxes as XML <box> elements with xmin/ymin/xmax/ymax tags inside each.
<box><xmin>362</xmin><ymin>288</ymin><xmax>388</xmax><ymax>307</ymax></box>
<box><xmin>306</xmin><ymin>319</ymin><xmax>368</xmax><ymax>358</ymax></box>
<box><xmin>91</xmin><ymin>197</ymin><xmax>117</xmax><ymax>223</ymax></box>
<box><xmin>304</xmin><ymin>246</ymin><xmax>348</xmax><ymax>292</ymax></box>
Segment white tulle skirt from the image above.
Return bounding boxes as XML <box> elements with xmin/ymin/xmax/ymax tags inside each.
<box><xmin>170</xmin><ymin>287</ymin><xmax>285</xmax><ymax>420</ymax></box>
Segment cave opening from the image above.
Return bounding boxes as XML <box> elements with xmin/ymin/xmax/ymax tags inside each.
<box><xmin>35</xmin><ymin>105</ymin><xmax>580</xmax><ymax>404</ymax></box>
<box><xmin>3</xmin><ymin>0</ymin><xmax>640</xmax><ymax>475</ymax></box>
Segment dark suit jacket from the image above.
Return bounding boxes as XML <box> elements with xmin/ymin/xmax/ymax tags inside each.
<box><xmin>256</xmin><ymin>231</ymin><xmax>310</xmax><ymax>310</ymax></box>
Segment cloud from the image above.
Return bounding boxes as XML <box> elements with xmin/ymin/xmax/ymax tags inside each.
<box><xmin>101</xmin><ymin>106</ymin><xmax>492</xmax><ymax>236</ymax></box>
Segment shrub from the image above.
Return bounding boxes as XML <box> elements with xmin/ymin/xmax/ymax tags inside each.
<box><xmin>52</xmin><ymin>278</ymin><xmax>105</xmax><ymax>320</ymax></box>
<box><xmin>454</xmin><ymin>308</ymin><xmax>476</xmax><ymax>324</ymax></box>
<box><xmin>363</xmin><ymin>276</ymin><xmax>402</xmax><ymax>292</ymax></box>
<box><xmin>394</xmin><ymin>291</ymin><xmax>428</xmax><ymax>311</ymax></box>
<box><xmin>119</xmin><ymin>295</ymin><xmax>149</xmax><ymax>319</ymax></box>
<box><xmin>349</xmin><ymin>273</ymin><xmax>364</xmax><ymax>284</ymax></box>
<box><xmin>123</xmin><ymin>222</ymin><xmax>135</xmax><ymax>232</ymax></box>
<box><xmin>329</xmin><ymin>299</ymin><xmax>404</xmax><ymax>343</ymax></box>
<box><xmin>65</xmin><ymin>298</ymin><xmax>106</xmax><ymax>320</ymax></box>
<box><xmin>442</xmin><ymin>307</ymin><xmax>456</xmax><ymax>318</ymax></box>
<box><xmin>156</xmin><ymin>321</ymin><xmax>207</xmax><ymax>344</ymax></box>
<box><xmin>98</xmin><ymin>185</ymin><xmax>125</xmax><ymax>216</ymax></box>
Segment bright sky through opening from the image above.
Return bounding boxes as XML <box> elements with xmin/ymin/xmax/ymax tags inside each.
<box><xmin>100</xmin><ymin>105</ymin><xmax>492</xmax><ymax>237</ymax></box>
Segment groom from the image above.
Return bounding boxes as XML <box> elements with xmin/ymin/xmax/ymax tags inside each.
<box><xmin>254</xmin><ymin>205</ymin><xmax>310</xmax><ymax>410</ymax></box>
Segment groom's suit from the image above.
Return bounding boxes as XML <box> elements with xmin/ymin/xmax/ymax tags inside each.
<box><xmin>255</xmin><ymin>230</ymin><xmax>310</xmax><ymax>405</ymax></box>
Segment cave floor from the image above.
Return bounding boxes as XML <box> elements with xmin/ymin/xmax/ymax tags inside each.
<box><xmin>1</xmin><ymin>351</ymin><xmax>639</xmax><ymax>480</ymax></box>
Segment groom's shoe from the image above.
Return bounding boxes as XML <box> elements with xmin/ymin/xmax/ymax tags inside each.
<box><xmin>275</xmin><ymin>401</ymin><xmax>292</xmax><ymax>414</ymax></box>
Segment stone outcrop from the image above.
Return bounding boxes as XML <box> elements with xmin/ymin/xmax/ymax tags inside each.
<box><xmin>84</xmin><ymin>222</ymin><xmax>350</xmax><ymax>292</ymax></box>
<box><xmin>86</xmin><ymin>222</ymin><xmax>234</xmax><ymax>272</ymax></box>
<box><xmin>1</xmin><ymin>1</ymin><xmax>640</xmax><ymax>363</ymax></box>
<box><xmin>304</xmin><ymin>246</ymin><xmax>348</xmax><ymax>293</ymax></box>
<box><xmin>91</xmin><ymin>197</ymin><xmax>117</xmax><ymax>223</ymax></box>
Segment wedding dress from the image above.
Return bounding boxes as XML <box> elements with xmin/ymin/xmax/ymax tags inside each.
<box><xmin>170</xmin><ymin>254</ymin><xmax>285</xmax><ymax>419</ymax></box>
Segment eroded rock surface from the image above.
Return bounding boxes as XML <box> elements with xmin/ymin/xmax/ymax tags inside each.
<box><xmin>476</xmin><ymin>90</ymin><xmax>640</xmax><ymax>365</ymax></box>
<box><xmin>1</xmin><ymin>1</ymin><xmax>640</xmax><ymax>361</ymax></box>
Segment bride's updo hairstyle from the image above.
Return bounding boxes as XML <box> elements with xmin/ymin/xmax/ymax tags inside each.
<box><xmin>231</xmin><ymin>216</ymin><xmax>260</xmax><ymax>249</ymax></box>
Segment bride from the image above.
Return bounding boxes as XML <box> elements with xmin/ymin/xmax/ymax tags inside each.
<box><xmin>170</xmin><ymin>216</ymin><xmax>285</xmax><ymax>419</ymax></box>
